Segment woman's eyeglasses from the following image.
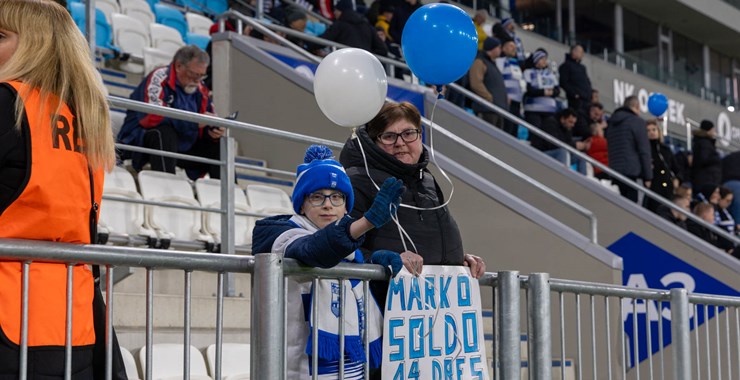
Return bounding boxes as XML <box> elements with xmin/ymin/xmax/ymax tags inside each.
<box><xmin>376</xmin><ymin>129</ymin><xmax>420</xmax><ymax>145</ymax></box>
<box><xmin>307</xmin><ymin>192</ymin><xmax>346</xmax><ymax>207</ymax></box>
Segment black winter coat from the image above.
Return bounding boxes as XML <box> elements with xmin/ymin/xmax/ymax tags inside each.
<box><xmin>645</xmin><ymin>139</ymin><xmax>679</xmax><ymax>211</ymax></box>
<box><xmin>690</xmin><ymin>130</ymin><xmax>722</xmax><ymax>190</ymax></box>
<box><xmin>606</xmin><ymin>107</ymin><xmax>652</xmax><ymax>180</ymax></box>
<box><xmin>558</xmin><ymin>54</ymin><xmax>592</xmax><ymax>107</ymax></box>
<box><xmin>339</xmin><ymin>127</ymin><xmax>465</xmax><ymax>266</ymax></box>
<box><xmin>321</xmin><ymin>9</ymin><xmax>388</xmax><ymax>56</ymax></box>
<box><xmin>530</xmin><ymin>118</ymin><xmax>574</xmax><ymax>152</ymax></box>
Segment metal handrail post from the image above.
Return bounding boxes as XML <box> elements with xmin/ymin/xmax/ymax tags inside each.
<box><xmin>252</xmin><ymin>253</ymin><xmax>285</xmax><ymax>379</ymax></box>
<box><xmin>221</xmin><ymin>136</ymin><xmax>237</xmax><ymax>297</ymax></box>
<box><xmin>528</xmin><ymin>273</ymin><xmax>552</xmax><ymax>380</ymax></box>
<box><xmin>671</xmin><ymin>288</ymin><xmax>692</xmax><ymax>380</ymax></box>
<box><xmin>85</xmin><ymin>0</ymin><xmax>97</xmax><ymax>63</ymax></box>
<box><xmin>498</xmin><ymin>271</ymin><xmax>522</xmax><ymax>379</ymax></box>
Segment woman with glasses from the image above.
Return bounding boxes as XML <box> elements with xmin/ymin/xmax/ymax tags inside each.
<box><xmin>252</xmin><ymin>145</ymin><xmax>405</xmax><ymax>379</ymax></box>
<box><xmin>340</xmin><ymin>102</ymin><xmax>486</xmax><ymax>285</ymax></box>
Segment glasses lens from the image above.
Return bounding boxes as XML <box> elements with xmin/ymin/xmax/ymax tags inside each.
<box><xmin>329</xmin><ymin>193</ymin><xmax>346</xmax><ymax>206</ymax></box>
<box><xmin>401</xmin><ymin>129</ymin><xmax>419</xmax><ymax>142</ymax></box>
<box><xmin>308</xmin><ymin>192</ymin><xmax>345</xmax><ymax>206</ymax></box>
<box><xmin>308</xmin><ymin>193</ymin><xmax>326</xmax><ymax>206</ymax></box>
<box><xmin>379</xmin><ymin>132</ymin><xmax>398</xmax><ymax>145</ymax></box>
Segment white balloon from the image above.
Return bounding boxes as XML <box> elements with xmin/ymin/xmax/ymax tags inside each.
<box><xmin>313</xmin><ymin>48</ymin><xmax>388</xmax><ymax>128</ymax></box>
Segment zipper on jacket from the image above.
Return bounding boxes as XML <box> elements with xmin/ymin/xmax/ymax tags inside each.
<box><xmin>88</xmin><ymin>167</ymin><xmax>98</xmax><ymax>244</ymax></box>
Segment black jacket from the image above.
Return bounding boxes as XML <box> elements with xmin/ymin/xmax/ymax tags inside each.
<box><xmin>388</xmin><ymin>0</ymin><xmax>421</xmax><ymax>44</ymax></box>
<box><xmin>606</xmin><ymin>107</ymin><xmax>652</xmax><ymax>180</ymax></box>
<box><xmin>722</xmin><ymin>151</ymin><xmax>740</xmax><ymax>182</ymax></box>
<box><xmin>530</xmin><ymin>117</ymin><xmax>574</xmax><ymax>152</ymax></box>
<box><xmin>0</xmin><ymin>84</ymin><xmax>28</xmax><ymax>214</ymax></box>
<box><xmin>320</xmin><ymin>10</ymin><xmax>388</xmax><ymax>56</ymax></box>
<box><xmin>339</xmin><ymin>127</ymin><xmax>465</xmax><ymax>266</ymax></box>
<box><xmin>690</xmin><ymin>129</ymin><xmax>722</xmax><ymax>190</ymax></box>
<box><xmin>558</xmin><ymin>54</ymin><xmax>592</xmax><ymax>107</ymax></box>
<box><xmin>647</xmin><ymin>139</ymin><xmax>679</xmax><ymax>203</ymax></box>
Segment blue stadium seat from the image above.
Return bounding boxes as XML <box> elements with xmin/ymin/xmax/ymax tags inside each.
<box><xmin>187</xmin><ymin>33</ymin><xmax>211</xmax><ymax>50</ymax></box>
<box><xmin>69</xmin><ymin>2</ymin><xmax>116</xmax><ymax>52</ymax></box>
<box><xmin>205</xmin><ymin>0</ymin><xmax>227</xmax><ymax>15</ymax></box>
<box><xmin>144</xmin><ymin>0</ymin><xmax>160</xmax><ymax>10</ymax></box>
<box><xmin>153</xmin><ymin>3</ymin><xmax>189</xmax><ymax>40</ymax></box>
<box><xmin>176</xmin><ymin>0</ymin><xmax>206</xmax><ymax>13</ymax></box>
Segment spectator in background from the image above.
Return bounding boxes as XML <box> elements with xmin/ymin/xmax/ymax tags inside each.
<box><xmin>496</xmin><ymin>38</ymin><xmax>525</xmax><ymax>137</ymax></box>
<box><xmin>118</xmin><ymin>46</ymin><xmax>224</xmax><ymax>180</ymax></box>
<box><xmin>688</xmin><ymin>202</ymin><xmax>735</xmax><ymax>255</ymax></box>
<box><xmin>559</xmin><ymin>44</ymin><xmax>593</xmax><ymax>140</ymax></box>
<box><xmin>469</xmin><ymin>37</ymin><xmax>508</xmax><ymax>130</ymax></box>
<box><xmin>722</xmin><ymin>150</ymin><xmax>740</xmax><ymax>224</ymax></box>
<box><xmin>388</xmin><ymin>0</ymin><xmax>421</xmax><ymax>44</ymax></box>
<box><xmin>606</xmin><ymin>95</ymin><xmax>652</xmax><ymax>202</ymax></box>
<box><xmin>673</xmin><ymin>147</ymin><xmax>692</xmax><ymax>187</ymax></box>
<box><xmin>473</xmin><ymin>10</ymin><xmax>489</xmax><ymax>51</ymax></box>
<box><xmin>523</xmin><ymin>49</ymin><xmax>560</xmax><ymax>135</ymax></box>
<box><xmin>591</xmin><ymin>89</ymin><xmax>600</xmax><ymax>104</ymax></box>
<box><xmin>283</xmin><ymin>7</ymin><xmax>325</xmax><ymax>56</ymax></box>
<box><xmin>491</xmin><ymin>17</ymin><xmax>524</xmax><ymax>61</ymax></box>
<box><xmin>587</xmin><ymin>121</ymin><xmax>609</xmax><ymax>179</ymax></box>
<box><xmin>675</xmin><ymin>182</ymin><xmax>693</xmax><ymax>201</ymax></box>
<box><xmin>589</xmin><ymin>102</ymin><xmax>607</xmax><ymax>127</ymax></box>
<box><xmin>530</xmin><ymin>108</ymin><xmax>589</xmax><ymax>167</ymax></box>
<box><xmin>656</xmin><ymin>195</ymin><xmax>690</xmax><ymax>230</ymax></box>
<box><xmin>645</xmin><ymin>119</ymin><xmax>679</xmax><ymax>212</ymax></box>
<box><xmin>716</xmin><ymin>187</ymin><xmax>736</xmax><ymax>235</ymax></box>
<box><xmin>320</xmin><ymin>0</ymin><xmax>388</xmax><ymax>56</ymax></box>
<box><xmin>374</xmin><ymin>4</ymin><xmax>395</xmax><ymax>42</ymax></box>
<box><xmin>690</xmin><ymin>120</ymin><xmax>722</xmax><ymax>193</ymax></box>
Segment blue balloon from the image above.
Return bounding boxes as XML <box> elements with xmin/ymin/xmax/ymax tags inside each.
<box><xmin>647</xmin><ymin>93</ymin><xmax>668</xmax><ymax>116</ymax></box>
<box><xmin>401</xmin><ymin>4</ymin><xmax>478</xmax><ymax>85</ymax></box>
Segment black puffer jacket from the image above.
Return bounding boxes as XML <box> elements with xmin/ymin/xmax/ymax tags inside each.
<box><xmin>339</xmin><ymin>127</ymin><xmax>464</xmax><ymax>266</ymax></box>
<box><xmin>691</xmin><ymin>129</ymin><xmax>722</xmax><ymax>190</ymax></box>
<box><xmin>606</xmin><ymin>107</ymin><xmax>652</xmax><ymax>180</ymax></box>
<box><xmin>320</xmin><ymin>10</ymin><xmax>388</xmax><ymax>56</ymax></box>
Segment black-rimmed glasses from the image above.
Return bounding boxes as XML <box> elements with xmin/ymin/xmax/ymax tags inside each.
<box><xmin>377</xmin><ymin>129</ymin><xmax>421</xmax><ymax>145</ymax></box>
<box><xmin>307</xmin><ymin>192</ymin><xmax>346</xmax><ymax>207</ymax></box>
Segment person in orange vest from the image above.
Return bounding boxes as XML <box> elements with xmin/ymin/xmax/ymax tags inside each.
<box><xmin>0</xmin><ymin>1</ymin><xmax>120</xmax><ymax>378</ymax></box>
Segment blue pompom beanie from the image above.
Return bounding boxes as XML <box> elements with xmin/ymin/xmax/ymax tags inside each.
<box><xmin>292</xmin><ymin>145</ymin><xmax>355</xmax><ymax>214</ymax></box>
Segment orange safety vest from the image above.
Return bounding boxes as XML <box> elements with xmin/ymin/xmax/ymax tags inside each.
<box><xmin>0</xmin><ymin>81</ymin><xmax>104</xmax><ymax>347</ymax></box>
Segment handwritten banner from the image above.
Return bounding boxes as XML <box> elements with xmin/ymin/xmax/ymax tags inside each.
<box><xmin>382</xmin><ymin>266</ymin><xmax>489</xmax><ymax>380</ymax></box>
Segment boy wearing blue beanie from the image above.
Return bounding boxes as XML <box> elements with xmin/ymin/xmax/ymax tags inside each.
<box><xmin>252</xmin><ymin>145</ymin><xmax>405</xmax><ymax>379</ymax></box>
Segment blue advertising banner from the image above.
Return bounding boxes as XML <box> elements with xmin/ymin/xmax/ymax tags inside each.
<box><xmin>607</xmin><ymin>232</ymin><xmax>739</xmax><ymax>367</ymax></box>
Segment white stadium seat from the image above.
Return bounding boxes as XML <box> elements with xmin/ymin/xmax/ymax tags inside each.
<box><xmin>150</xmin><ymin>23</ymin><xmax>186</xmax><ymax>57</ymax></box>
<box><xmin>111</xmin><ymin>13</ymin><xmax>150</xmax><ymax>73</ymax></box>
<box><xmin>120</xmin><ymin>347</ymin><xmax>141</xmax><ymax>380</ymax></box>
<box><xmin>110</xmin><ymin>110</ymin><xmax>126</xmax><ymax>138</ymax></box>
<box><xmin>186</xmin><ymin>12</ymin><xmax>214</xmax><ymax>35</ymax></box>
<box><xmin>138</xmin><ymin>344</ymin><xmax>212</xmax><ymax>380</ymax></box>
<box><xmin>142</xmin><ymin>47</ymin><xmax>173</xmax><ymax>76</ymax></box>
<box><xmin>206</xmin><ymin>343</ymin><xmax>250</xmax><ymax>379</ymax></box>
<box><xmin>245</xmin><ymin>184</ymin><xmax>293</xmax><ymax>215</ymax></box>
<box><xmin>195</xmin><ymin>178</ymin><xmax>255</xmax><ymax>248</ymax></box>
<box><xmin>99</xmin><ymin>166</ymin><xmax>156</xmax><ymax>239</ymax></box>
<box><xmin>137</xmin><ymin>170</ymin><xmax>213</xmax><ymax>243</ymax></box>
<box><xmin>119</xmin><ymin>0</ymin><xmax>156</xmax><ymax>28</ymax></box>
<box><xmin>96</xmin><ymin>0</ymin><xmax>121</xmax><ymax>24</ymax></box>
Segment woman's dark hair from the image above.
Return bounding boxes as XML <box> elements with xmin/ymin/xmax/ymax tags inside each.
<box><xmin>366</xmin><ymin>102</ymin><xmax>422</xmax><ymax>141</ymax></box>
<box><xmin>719</xmin><ymin>186</ymin><xmax>733</xmax><ymax>199</ymax></box>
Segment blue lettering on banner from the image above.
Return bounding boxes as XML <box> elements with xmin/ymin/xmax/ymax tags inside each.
<box><xmin>432</xmin><ymin>360</ymin><xmax>442</xmax><ymax>380</ymax></box>
<box><xmin>428</xmin><ymin>316</ymin><xmax>442</xmax><ymax>357</ymax></box>
<box><xmin>439</xmin><ymin>276</ymin><xmax>452</xmax><ymax>309</ymax></box>
<box><xmin>444</xmin><ymin>315</ymin><xmax>457</xmax><ymax>355</ymax></box>
<box><xmin>393</xmin><ymin>363</ymin><xmax>405</xmax><ymax>380</ymax></box>
<box><xmin>408</xmin><ymin>360</ymin><xmax>420</xmax><ymax>379</ymax></box>
<box><xmin>408</xmin><ymin>277</ymin><xmax>423</xmax><ymax>311</ymax></box>
<box><xmin>444</xmin><ymin>358</ymin><xmax>453</xmax><ymax>380</ymax></box>
<box><xmin>389</xmin><ymin>318</ymin><xmax>405</xmax><ymax>361</ymax></box>
<box><xmin>469</xmin><ymin>356</ymin><xmax>483</xmax><ymax>380</ymax></box>
<box><xmin>455</xmin><ymin>358</ymin><xmax>465</xmax><ymax>379</ymax></box>
<box><xmin>458</xmin><ymin>275</ymin><xmax>471</xmax><ymax>307</ymax></box>
<box><xmin>424</xmin><ymin>275</ymin><xmax>437</xmax><ymax>309</ymax></box>
<box><xmin>409</xmin><ymin>317</ymin><xmax>425</xmax><ymax>359</ymax></box>
<box><xmin>607</xmin><ymin>232</ymin><xmax>739</xmax><ymax>366</ymax></box>
<box><xmin>388</xmin><ymin>277</ymin><xmax>406</xmax><ymax>312</ymax></box>
<box><xmin>462</xmin><ymin>311</ymin><xmax>479</xmax><ymax>353</ymax></box>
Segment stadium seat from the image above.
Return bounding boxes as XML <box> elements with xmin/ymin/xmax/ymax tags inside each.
<box><xmin>119</xmin><ymin>0</ymin><xmax>156</xmax><ymax>28</ymax></box>
<box><xmin>195</xmin><ymin>179</ymin><xmax>254</xmax><ymax>248</ymax></box>
<box><xmin>237</xmin><ymin>176</ymin><xmax>293</xmax><ymax>196</ymax></box>
<box><xmin>69</xmin><ymin>3</ymin><xmax>116</xmax><ymax>51</ymax></box>
<box><xmin>205</xmin><ymin>343</ymin><xmax>250</xmax><ymax>379</ymax></box>
<box><xmin>138</xmin><ymin>344</ymin><xmax>212</xmax><ymax>380</ymax></box>
<box><xmin>187</xmin><ymin>33</ymin><xmax>211</xmax><ymax>50</ymax></box>
<box><xmin>95</xmin><ymin>0</ymin><xmax>121</xmax><ymax>24</ymax></box>
<box><xmin>120</xmin><ymin>347</ymin><xmax>141</xmax><ymax>380</ymax></box>
<box><xmin>186</xmin><ymin>12</ymin><xmax>213</xmax><ymax>35</ymax></box>
<box><xmin>137</xmin><ymin>170</ymin><xmax>214</xmax><ymax>243</ymax></box>
<box><xmin>245</xmin><ymin>184</ymin><xmax>293</xmax><ymax>215</ymax></box>
<box><xmin>142</xmin><ymin>47</ymin><xmax>173</xmax><ymax>76</ymax></box>
<box><xmin>177</xmin><ymin>0</ymin><xmax>206</xmax><ymax>13</ymax></box>
<box><xmin>111</xmin><ymin>13</ymin><xmax>150</xmax><ymax>73</ymax></box>
<box><xmin>153</xmin><ymin>4</ymin><xmax>189</xmax><ymax>40</ymax></box>
<box><xmin>110</xmin><ymin>110</ymin><xmax>127</xmax><ymax>138</ymax></box>
<box><xmin>150</xmin><ymin>23</ymin><xmax>186</xmax><ymax>57</ymax></box>
<box><xmin>99</xmin><ymin>166</ymin><xmax>157</xmax><ymax>240</ymax></box>
<box><xmin>205</xmin><ymin>0</ymin><xmax>228</xmax><ymax>15</ymax></box>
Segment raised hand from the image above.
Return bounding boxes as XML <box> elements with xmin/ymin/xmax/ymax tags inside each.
<box><xmin>364</xmin><ymin>177</ymin><xmax>405</xmax><ymax>228</ymax></box>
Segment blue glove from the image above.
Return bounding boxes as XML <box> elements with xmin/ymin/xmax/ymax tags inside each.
<box><xmin>364</xmin><ymin>177</ymin><xmax>405</xmax><ymax>227</ymax></box>
<box><xmin>370</xmin><ymin>250</ymin><xmax>403</xmax><ymax>278</ymax></box>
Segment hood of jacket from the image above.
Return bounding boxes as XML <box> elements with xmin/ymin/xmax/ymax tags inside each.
<box><xmin>692</xmin><ymin>128</ymin><xmax>716</xmax><ymax>140</ymax></box>
<box><xmin>251</xmin><ymin>214</ymin><xmax>294</xmax><ymax>254</ymax></box>
<box><xmin>339</xmin><ymin>126</ymin><xmax>430</xmax><ymax>181</ymax></box>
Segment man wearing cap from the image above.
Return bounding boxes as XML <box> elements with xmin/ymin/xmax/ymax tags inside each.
<box><xmin>492</xmin><ymin>17</ymin><xmax>525</xmax><ymax>61</ymax></box>
<box><xmin>691</xmin><ymin>119</ymin><xmax>722</xmax><ymax>192</ymax></box>
<box><xmin>320</xmin><ymin>0</ymin><xmax>388</xmax><ymax>56</ymax></box>
<box><xmin>469</xmin><ymin>37</ymin><xmax>508</xmax><ymax>129</ymax></box>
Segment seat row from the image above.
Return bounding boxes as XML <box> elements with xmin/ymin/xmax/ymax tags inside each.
<box><xmin>121</xmin><ymin>343</ymin><xmax>249</xmax><ymax>380</ymax></box>
<box><xmin>100</xmin><ymin>167</ymin><xmax>294</xmax><ymax>250</ymax></box>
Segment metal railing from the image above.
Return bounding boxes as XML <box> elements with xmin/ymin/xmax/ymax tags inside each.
<box><xmin>2</xmin><ymin>238</ymin><xmax>739</xmax><ymax>379</ymax></box>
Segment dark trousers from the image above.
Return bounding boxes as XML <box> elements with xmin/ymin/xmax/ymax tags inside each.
<box><xmin>132</xmin><ymin>124</ymin><xmax>221</xmax><ymax>181</ymax></box>
<box><xmin>615</xmin><ymin>176</ymin><xmax>639</xmax><ymax>203</ymax></box>
<box><xmin>478</xmin><ymin>112</ymin><xmax>503</xmax><ymax>130</ymax></box>
<box><xmin>502</xmin><ymin>101</ymin><xmax>521</xmax><ymax>137</ymax></box>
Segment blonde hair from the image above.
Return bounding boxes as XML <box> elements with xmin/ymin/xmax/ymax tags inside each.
<box><xmin>646</xmin><ymin>118</ymin><xmax>664</xmax><ymax>140</ymax></box>
<box><xmin>0</xmin><ymin>0</ymin><xmax>115</xmax><ymax>170</ymax></box>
